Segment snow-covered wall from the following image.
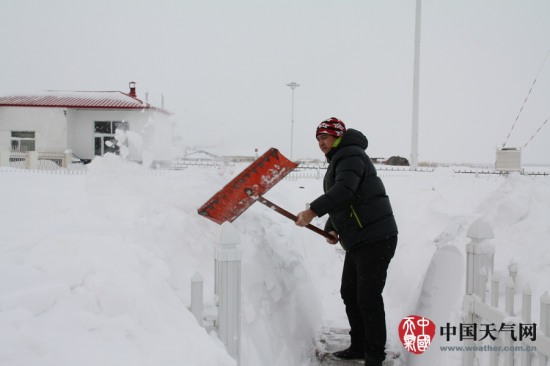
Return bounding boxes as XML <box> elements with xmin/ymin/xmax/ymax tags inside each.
<box><xmin>0</xmin><ymin>107</ymin><xmax>67</xmax><ymax>150</ymax></box>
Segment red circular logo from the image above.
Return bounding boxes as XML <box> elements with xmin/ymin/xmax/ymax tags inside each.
<box><xmin>398</xmin><ymin>315</ymin><xmax>436</xmax><ymax>354</ymax></box>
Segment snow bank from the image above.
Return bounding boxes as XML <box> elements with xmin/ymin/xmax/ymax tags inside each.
<box><xmin>1</xmin><ymin>158</ymin><xmax>549</xmax><ymax>366</ymax></box>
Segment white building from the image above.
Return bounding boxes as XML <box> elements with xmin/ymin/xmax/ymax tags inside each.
<box><xmin>495</xmin><ymin>147</ymin><xmax>522</xmax><ymax>172</ymax></box>
<box><xmin>0</xmin><ymin>82</ymin><xmax>171</xmax><ymax>163</ymax></box>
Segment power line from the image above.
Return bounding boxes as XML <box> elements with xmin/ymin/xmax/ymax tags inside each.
<box><xmin>502</xmin><ymin>47</ymin><xmax>550</xmax><ymax>147</ymax></box>
<box><xmin>522</xmin><ymin>115</ymin><xmax>549</xmax><ymax>149</ymax></box>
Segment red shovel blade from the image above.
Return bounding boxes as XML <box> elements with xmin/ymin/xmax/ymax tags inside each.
<box><xmin>197</xmin><ymin>148</ymin><xmax>298</xmax><ymax>224</ymax></box>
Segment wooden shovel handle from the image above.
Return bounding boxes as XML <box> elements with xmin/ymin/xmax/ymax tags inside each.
<box><xmin>245</xmin><ymin>189</ymin><xmax>336</xmax><ymax>241</ymax></box>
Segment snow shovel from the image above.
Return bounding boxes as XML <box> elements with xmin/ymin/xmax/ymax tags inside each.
<box><xmin>197</xmin><ymin>148</ymin><xmax>336</xmax><ymax>240</ymax></box>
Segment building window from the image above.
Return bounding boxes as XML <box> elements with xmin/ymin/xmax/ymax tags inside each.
<box><xmin>11</xmin><ymin>131</ymin><xmax>36</xmax><ymax>152</ymax></box>
<box><xmin>93</xmin><ymin>121</ymin><xmax>129</xmax><ymax>156</ymax></box>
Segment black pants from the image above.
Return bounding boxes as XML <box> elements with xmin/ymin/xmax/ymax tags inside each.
<box><xmin>340</xmin><ymin>236</ymin><xmax>397</xmax><ymax>362</ymax></box>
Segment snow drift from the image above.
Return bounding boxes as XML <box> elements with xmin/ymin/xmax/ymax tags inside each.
<box><xmin>0</xmin><ymin>157</ymin><xmax>549</xmax><ymax>366</ymax></box>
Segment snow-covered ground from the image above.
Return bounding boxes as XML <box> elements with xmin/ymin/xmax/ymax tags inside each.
<box><xmin>1</xmin><ymin>156</ymin><xmax>549</xmax><ymax>366</ymax></box>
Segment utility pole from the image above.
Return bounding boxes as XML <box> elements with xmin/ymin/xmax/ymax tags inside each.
<box><xmin>411</xmin><ymin>0</ymin><xmax>422</xmax><ymax>170</ymax></box>
<box><xmin>287</xmin><ymin>82</ymin><xmax>300</xmax><ymax>159</ymax></box>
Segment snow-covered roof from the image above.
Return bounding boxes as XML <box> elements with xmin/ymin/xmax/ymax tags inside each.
<box><xmin>0</xmin><ymin>90</ymin><xmax>171</xmax><ymax>114</ymax></box>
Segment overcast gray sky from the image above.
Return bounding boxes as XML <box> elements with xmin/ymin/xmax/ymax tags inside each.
<box><xmin>2</xmin><ymin>0</ymin><xmax>549</xmax><ymax>165</ymax></box>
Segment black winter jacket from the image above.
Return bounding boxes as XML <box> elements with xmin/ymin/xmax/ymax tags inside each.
<box><xmin>309</xmin><ymin>129</ymin><xmax>398</xmax><ymax>251</ymax></box>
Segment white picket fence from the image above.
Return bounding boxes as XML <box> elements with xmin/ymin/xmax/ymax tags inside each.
<box><xmin>463</xmin><ymin>220</ymin><xmax>550</xmax><ymax>366</ymax></box>
<box><xmin>286</xmin><ymin>165</ymin><xmax>428</xmax><ymax>180</ymax></box>
<box><xmin>0</xmin><ymin>149</ymin><xmax>73</xmax><ymax>170</ymax></box>
<box><xmin>187</xmin><ymin>215</ymin><xmax>550</xmax><ymax>366</ymax></box>
<box><xmin>189</xmin><ymin>222</ymin><xmax>242</xmax><ymax>365</ymax></box>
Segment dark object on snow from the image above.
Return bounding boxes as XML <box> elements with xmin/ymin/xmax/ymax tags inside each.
<box><xmin>332</xmin><ymin>347</ymin><xmax>364</xmax><ymax>360</ymax></box>
<box><xmin>385</xmin><ymin>156</ymin><xmax>409</xmax><ymax>166</ymax></box>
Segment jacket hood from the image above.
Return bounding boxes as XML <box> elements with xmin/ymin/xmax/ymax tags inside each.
<box><xmin>326</xmin><ymin>128</ymin><xmax>368</xmax><ymax>159</ymax></box>
<box><xmin>340</xmin><ymin>129</ymin><xmax>368</xmax><ymax>149</ymax></box>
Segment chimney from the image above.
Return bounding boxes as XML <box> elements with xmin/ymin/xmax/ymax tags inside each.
<box><xmin>129</xmin><ymin>81</ymin><xmax>137</xmax><ymax>97</ymax></box>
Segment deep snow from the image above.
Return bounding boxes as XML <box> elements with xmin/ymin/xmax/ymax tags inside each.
<box><xmin>1</xmin><ymin>156</ymin><xmax>549</xmax><ymax>365</ymax></box>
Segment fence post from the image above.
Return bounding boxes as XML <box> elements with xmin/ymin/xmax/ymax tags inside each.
<box><xmin>521</xmin><ymin>286</ymin><xmax>532</xmax><ymax>366</ymax></box>
<box><xmin>466</xmin><ymin>218</ymin><xmax>495</xmax><ymax>297</ymax></box>
<box><xmin>505</xmin><ymin>277</ymin><xmax>515</xmax><ymax>315</ymax></box>
<box><xmin>480</xmin><ymin>267</ymin><xmax>488</xmax><ymax>303</ymax></box>
<box><xmin>540</xmin><ymin>292</ymin><xmax>550</xmax><ymax>366</ymax></box>
<box><xmin>504</xmin><ymin>277</ymin><xmax>515</xmax><ymax>366</ymax></box>
<box><xmin>491</xmin><ymin>276</ymin><xmax>500</xmax><ymax>307</ymax></box>
<box><xmin>26</xmin><ymin>151</ymin><xmax>38</xmax><ymax>170</ymax></box>
<box><xmin>0</xmin><ymin>150</ymin><xmax>9</xmax><ymax>167</ymax></box>
<box><xmin>464</xmin><ymin>218</ymin><xmax>494</xmax><ymax>366</ymax></box>
<box><xmin>190</xmin><ymin>272</ymin><xmax>204</xmax><ymax>325</ymax></box>
<box><xmin>215</xmin><ymin>222</ymin><xmax>241</xmax><ymax>364</ymax></box>
<box><xmin>64</xmin><ymin>151</ymin><xmax>72</xmax><ymax>168</ymax></box>
<box><xmin>507</xmin><ymin>264</ymin><xmax>518</xmax><ymax>365</ymax></box>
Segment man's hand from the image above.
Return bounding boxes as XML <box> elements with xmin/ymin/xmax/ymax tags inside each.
<box><xmin>295</xmin><ymin>209</ymin><xmax>317</xmax><ymax>227</ymax></box>
<box><xmin>326</xmin><ymin>231</ymin><xmax>339</xmax><ymax>245</ymax></box>
<box><xmin>296</xmin><ymin>209</ymin><xmax>338</xmax><ymax>244</ymax></box>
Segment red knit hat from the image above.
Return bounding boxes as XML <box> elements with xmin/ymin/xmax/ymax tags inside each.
<box><xmin>316</xmin><ymin>117</ymin><xmax>346</xmax><ymax>137</ymax></box>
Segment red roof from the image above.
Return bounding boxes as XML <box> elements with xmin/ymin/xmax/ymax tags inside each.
<box><xmin>0</xmin><ymin>91</ymin><xmax>170</xmax><ymax>114</ymax></box>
